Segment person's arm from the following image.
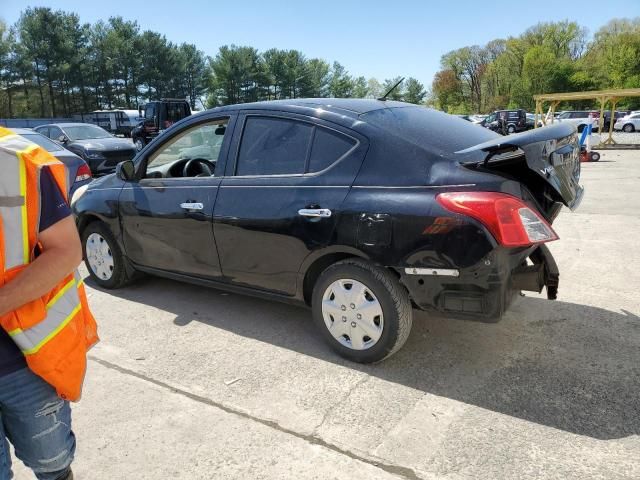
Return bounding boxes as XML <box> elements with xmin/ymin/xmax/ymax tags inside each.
<box><xmin>0</xmin><ymin>216</ymin><xmax>82</xmax><ymax>317</ymax></box>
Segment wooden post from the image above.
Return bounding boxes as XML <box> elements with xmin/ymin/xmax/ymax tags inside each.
<box><xmin>605</xmin><ymin>99</ymin><xmax>618</xmax><ymax>145</ymax></box>
<box><xmin>598</xmin><ymin>97</ymin><xmax>607</xmax><ymax>147</ymax></box>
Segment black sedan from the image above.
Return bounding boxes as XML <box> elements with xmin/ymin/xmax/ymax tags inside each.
<box><xmin>13</xmin><ymin>128</ymin><xmax>92</xmax><ymax>198</ymax></box>
<box><xmin>34</xmin><ymin>123</ymin><xmax>136</xmax><ymax>176</ymax></box>
<box><xmin>72</xmin><ymin>99</ymin><xmax>583</xmax><ymax>363</ymax></box>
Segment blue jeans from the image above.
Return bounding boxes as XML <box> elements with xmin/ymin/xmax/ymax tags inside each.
<box><xmin>0</xmin><ymin>368</ymin><xmax>75</xmax><ymax>480</ymax></box>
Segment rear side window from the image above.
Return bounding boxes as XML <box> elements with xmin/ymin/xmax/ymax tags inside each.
<box><xmin>237</xmin><ymin>117</ymin><xmax>313</xmax><ymax>176</ymax></box>
<box><xmin>308</xmin><ymin>127</ymin><xmax>356</xmax><ymax>173</ymax></box>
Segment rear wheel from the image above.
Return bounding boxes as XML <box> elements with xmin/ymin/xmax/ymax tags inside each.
<box><xmin>590</xmin><ymin>151</ymin><xmax>601</xmax><ymax>162</ymax></box>
<box><xmin>623</xmin><ymin>123</ymin><xmax>635</xmax><ymax>133</ymax></box>
<box><xmin>312</xmin><ymin>259</ymin><xmax>413</xmax><ymax>363</ymax></box>
<box><xmin>82</xmin><ymin>221</ymin><xmax>134</xmax><ymax>289</ymax></box>
<box><xmin>507</xmin><ymin>124</ymin><xmax>516</xmax><ymax>134</ymax></box>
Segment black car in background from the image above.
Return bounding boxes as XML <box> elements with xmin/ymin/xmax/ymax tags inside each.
<box><xmin>34</xmin><ymin>123</ymin><xmax>136</xmax><ymax>176</ymax></box>
<box><xmin>480</xmin><ymin>109</ymin><xmax>528</xmax><ymax>134</ymax></box>
<box><xmin>131</xmin><ymin>99</ymin><xmax>192</xmax><ymax>151</ymax></box>
<box><xmin>13</xmin><ymin>128</ymin><xmax>93</xmax><ymax>198</ymax></box>
<box><xmin>73</xmin><ymin>99</ymin><xmax>582</xmax><ymax>363</ymax></box>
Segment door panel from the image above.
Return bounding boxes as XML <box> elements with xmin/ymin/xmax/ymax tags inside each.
<box><xmin>119</xmin><ymin>115</ymin><xmax>235</xmax><ymax>279</ymax></box>
<box><xmin>213</xmin><ymin>112</ymin><xmax>368</xmax><ymax>295</ymax></box>
<box><xmin>120</xmin><ymin>178</ymin><xmax>222</xmax><ymax>278</ymax></box>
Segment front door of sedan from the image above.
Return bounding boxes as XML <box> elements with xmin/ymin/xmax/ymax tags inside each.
<box><xmin>119</xmin><ymin>116</ymin><xmax>234</xmax><ymax>278</ymax></box>
<box><xmin>213</xmin><ymin>112</ymin><xmax>367</xmax><ymax>295</ymax></box>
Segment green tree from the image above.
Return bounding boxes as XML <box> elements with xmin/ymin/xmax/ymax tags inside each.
<box><xmin>403</xmin><ymin>77</ymin><xmax>426</xmax><ymax>104</ymax></box>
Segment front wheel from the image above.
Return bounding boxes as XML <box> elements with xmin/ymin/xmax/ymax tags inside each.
<box><xmin>623</xmin><ymin>124</ymin><xmax>635</xmax><ymax>133</ymax></box>
<box><xmin>82</xmin><ymin>221</ymin><xmax>134</xmax><ymax>289</ymax></box>
<box><xmin>507</xmin><ymin>125</ymin><xmax>516</xmax><ymax>134</ymax></box>
<box><xmin>312</xmin><ymin>259</ymin><xmax>413</xmax><ymax>363</ymax></box>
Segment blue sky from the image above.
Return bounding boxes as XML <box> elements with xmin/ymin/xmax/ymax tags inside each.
<box><xmin>2</xmin><ymin>0</ymin><xmax>638</xmax><ymax>88</ymax></box>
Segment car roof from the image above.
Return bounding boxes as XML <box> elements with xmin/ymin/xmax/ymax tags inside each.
<box><xmin>208</xmin><ymin>98</ymin><xmax>410</xmax><ymax>118</ymax></box>
<box><xmin>11</xmin><ymin>128</ymin><xmax>40</xmax><ymax>135</ymax></box>
<box><xmin>36</xmin><ymin>122</ymin><xmax>97</xmax><ymax>128</ymax></box>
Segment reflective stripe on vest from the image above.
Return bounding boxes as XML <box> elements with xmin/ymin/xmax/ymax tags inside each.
<box><xmin>0</xmin><ymin>133</ymin><xmax>31</xmax><ymax>269</ymax></box>
<box><xmin>1</xmin><ymin>130</ymin><xmax>84</xmax><ymax>356</ymax></box>
<box><xmin>8</xmin><ymin>278</ymin><xmax>82</xmax><ymax>355</ymax></box>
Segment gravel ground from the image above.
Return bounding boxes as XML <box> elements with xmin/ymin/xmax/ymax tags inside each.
<box><xmin>593</xmin><ymin>131</ymin><xmax>640</xmax><ymax>146</ymax></box>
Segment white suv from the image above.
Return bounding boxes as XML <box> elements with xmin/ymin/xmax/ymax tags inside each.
<box><xmin>555</xmin><ymin>111</ymin><xmax>599</xmax><ymax>132</ymax></box>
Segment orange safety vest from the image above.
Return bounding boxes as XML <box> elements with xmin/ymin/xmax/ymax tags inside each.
<box><xmin>0</xmin><ymin>127</ymin><xmax>98</xmax><ymax>401</ymax></box>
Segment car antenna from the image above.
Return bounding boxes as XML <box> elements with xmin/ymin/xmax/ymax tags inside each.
<box><xmin>378</xmin><ymin>77</ymin><xmax>405</xmax><ymax>101</ymax></box>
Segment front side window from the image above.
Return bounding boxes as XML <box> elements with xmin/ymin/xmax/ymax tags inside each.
<box><xmin>236</xmin><ymin>117</ymin><xmax>313</xmax><ymax>176</ymax></box>
<box><xmin>49</xmin><ymin>126</ymin><xmax>63</xmax><ymax>139</ymax></box>
<box><xmin>146</xmin><ymin>119</ymin><xmax>229</xmax><ymax>174</ymax></box>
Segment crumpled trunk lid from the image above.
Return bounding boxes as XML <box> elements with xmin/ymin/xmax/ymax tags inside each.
<box><xmin>456</xmin><ymin>123</ymin><xmax>584</xmax><ymax>211</ymax></box>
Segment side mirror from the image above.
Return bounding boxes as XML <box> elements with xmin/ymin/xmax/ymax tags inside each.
<box><xmin>116</xmin><ymin>160</ymin><xmax>136</xmax><ymax>182</ymax></box>
<box><xmin>58</xmin><ymin>135</ymin><xmax>68</xmax><ymax>143</ymax></box>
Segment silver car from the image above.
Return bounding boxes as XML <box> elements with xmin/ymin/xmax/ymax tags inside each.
<box><xmin>614</xmin><ymin>113</ymin><xmax>640</xmax><ymax>133</ymax></box>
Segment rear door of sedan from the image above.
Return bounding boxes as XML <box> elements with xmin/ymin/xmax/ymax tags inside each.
<box><xmin>213</xmin><ymin>111</ymin><xmax>368</xmax><ymax>295</ymax></box>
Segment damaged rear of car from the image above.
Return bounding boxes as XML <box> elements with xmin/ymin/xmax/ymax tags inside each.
<box><xmin>352</xmin><ymin>106</ymin><xmax>583</xmax><ymax>323</ymax></box>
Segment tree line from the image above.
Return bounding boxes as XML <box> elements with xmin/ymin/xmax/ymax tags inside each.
<box><xmin>0</xmin><ymin>7</ymin><xmax>426</xmax><ymax>118</ymax></box>
<box><xmin>431</xmin><ymin>18</ymin><xmax>640</xmax><ymax>114</ymax></box>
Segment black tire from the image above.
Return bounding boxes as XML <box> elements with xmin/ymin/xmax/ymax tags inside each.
<box><xmin>590</xmin><ymin>152</ymin><xmax>601</xmax><ymax>162</ymax></box>
<box><xmin>577</xmin><ymin>124</ymin><xmax>585</xmax><ymax>133</ymax></box>
<box><xmin>507</xmin><ymin>124</ymin><xmax>516</xmax><ymax>134</ymax></box>
<box><xmin>81</xmin><ymin>221</ymin><xmax>134</xmax><ymax>289</ymax></box>
<box><xmin>311</xmin><ymin>259</ymin><xmax>413</xmax><ymax>363</ymax></box>
<box><xmin>623</xmin><ymin>123</ymin><xmax>635</xmax><ymax>133</ymax></box>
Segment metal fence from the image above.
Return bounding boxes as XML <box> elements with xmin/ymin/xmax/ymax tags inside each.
<box><xmin>0</xmin><ymin>118</ymin><xmax>77</xmax><ymax>128</ymax></box>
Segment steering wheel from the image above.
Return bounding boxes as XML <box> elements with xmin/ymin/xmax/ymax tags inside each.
<box><xmin>182</xmin><ymin>158</ymin><xmax>215</xmax><ymax>177</ymax></box>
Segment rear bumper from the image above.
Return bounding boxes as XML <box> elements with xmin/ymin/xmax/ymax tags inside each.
<box><xmin>397</xmin><ymin>244</ymin><xmax>559</xmax><ymax>322</ymax></box>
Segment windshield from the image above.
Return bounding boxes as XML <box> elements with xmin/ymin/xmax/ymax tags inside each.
<box><xmin>64</xmin><ymin>125</ymin><xmax>112</xmax><ymax>140</ymax></box>
<box><xmin>362</xmin><ymin>106</ymin><xmax>497</xmax><ymax>154</ymax></box>
<box><xmin>21</xmin><ymin>133</ymin><xmax>64</xmax><ymax>152</ymax></box>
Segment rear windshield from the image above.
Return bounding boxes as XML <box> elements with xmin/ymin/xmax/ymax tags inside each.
<box><xmin>21</xmin><ymin>133</ymin><xmax>63</xmax><ymax>152</ymax></box>
<box><xmin>361</xmin><ymin>106</ymin><xmax>497</xmax><ymax>154</ymax></box>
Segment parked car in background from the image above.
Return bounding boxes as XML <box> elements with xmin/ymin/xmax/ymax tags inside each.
<box><xmin>525</xmin><ymin>113</ymin><xmax>544</xmax><ymax>129</ymax></box>
<box><xmin>74</xmin><ymin>99</ymin><xmax>582</xmax><ymax>363</ymax></box>
<box><xmin>480</xmin><ymin>109</ymin><xmax>528</xmax><ymax>134</ymax></box>
<box><xmin>131</xmin><ymin>98</ymin><xmax>192</xmax><ymax>151</ymax></box>
<box><xmin>614</xmin><ymin>113</ymin><xmax>640</xmax><ymax>132</ymax></box>
<box><xmin>13</xmin><ymin>128</ymin><xmax>92</xmax><ymax>197</ymax></box>
<box><xmin>600</xmin><ymin>111</ymin><xmax>628</xmax><ymax>131</ymax></box>
<box><xmin>34</xmin><ymin>123</ymin><xmax>136</xmax><ymax>176</ymax></box>
<box><xmin>554</xmin><ymin>111</ymin><xmax>598</xmax><ymax>132</ymax></box>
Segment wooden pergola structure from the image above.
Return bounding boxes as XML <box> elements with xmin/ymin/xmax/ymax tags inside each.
<box><xmin>533</xmin><ymin>88</ymin><xmax>640</xmax><ymax>147</ymax></box>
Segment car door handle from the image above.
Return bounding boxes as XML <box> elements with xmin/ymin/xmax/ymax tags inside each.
<box><xmin>180</xmin><ymin>202</ymin><xmax>204</xmax><ymax>211</ymax></box>
<box><xmin>298</xmin><ymin>208</ymin><xmax>332</xmax><ymax>218</ymax></box>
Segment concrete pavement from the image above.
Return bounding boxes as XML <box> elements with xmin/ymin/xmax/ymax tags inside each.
<box><xmin>13</xmin><ymin>150</ymin><xmax>640</xmax><ymax>479</ymax></box>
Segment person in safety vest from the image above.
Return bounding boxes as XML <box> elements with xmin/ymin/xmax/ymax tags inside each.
<box><xmin>0</xmin><ymin>127</ymin><xmax>98</xmax><ymax>480</ymax></box>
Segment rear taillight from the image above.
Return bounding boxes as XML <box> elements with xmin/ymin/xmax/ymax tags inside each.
<box><xmin>436</xmin><ymin>192</ymin><xmax>558</xmax><ymax>247</ymax></box>
<box><xmin>75</xmin><ymin>164</ymin><xmax>92</xmax><ymax>182</ymax></box>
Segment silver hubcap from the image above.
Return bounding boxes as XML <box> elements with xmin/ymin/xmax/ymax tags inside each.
<box><xmin>135</xmin><ymin>140</ymin><xmax>143</xmax><ymax>150</ymax></box>
<box><xmin>321</xmin><ymin>279</ymin><xmax>384</xmax><ymax>350</ymax></box>
<box><xmin>86</xmin><ymin>233</ymin><xmax>115</xmax><ymax>281</ymax></box>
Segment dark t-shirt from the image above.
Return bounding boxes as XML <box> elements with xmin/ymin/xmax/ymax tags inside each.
<box><xmin>0</xmin><ymin>167</ymin><xmax>72</xmax><ymax>376</ymax></box>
